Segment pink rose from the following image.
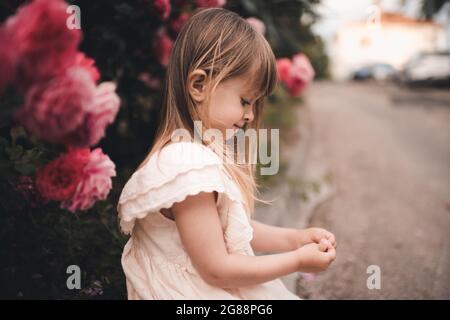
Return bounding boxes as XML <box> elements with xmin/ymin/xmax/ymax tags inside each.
<box><xmin>152</xmin><ymin>28</ymin><xmax>173</xmax><ymax>67</ymax></box>
<box><xmin>36</xmin><ymin>147</ymin><xmax>116</xmax><ymax>212</ymax></box>
<box><xmin>291</xmin><ymin>53</ymin><xmax>315</xmax><ymax>84</ymax></box>
<box><xmin>276</xmin><ymin>58</ymin><xmax>292</xmax><ymax>85</ymax></box>
<box><xmin>15</xmin><ymin>67</ymin><xmax>96</xmax><ymax>145</ymax></box>
<box><xmin>153</xmin><ymin>0</ymin><xmax>171</xmax><ymax>20</ymax></box>
<box><xmin>138</xmin><ymin>72</ymin><xmax>161</xmax><ymax>89</ymax></box>
<box><xmin>287</xmin><ymin>53</ymin><xmax>315</xmax><ymax>96</ymax></box>
<box><xmin>246</xmin><ymin>17</ymin><xmax>266</xmax><ymax>36</ymax></box>
<box><xmin>36</xmin><ymin>148</ymin><xmax>90</xmax><ymax>202</ymax></box>
<box><xmin>60</xmin><ymin>148</ymin><xmax>116</xmax><ymax>212</ymax></box>
<box><xmin>3</xmin><ymin>0</ymin><xmax>81</xmax><ymax>91</ymax></box>
<box><xmin>276</xmin><ymin>53</ymin><xmax>315</xmax><ymax>97</ymax></box>
<box><xmin>63</xmin><ymin>82</ymin><xmax>120</xmax><ymax>147</ymax></box>
<box><xmin>74</xmin><ymin>53</ymin><xmax>100</xmax><ymax>83</ymax></box>
<box><xmin>196</xmin><ymin>0</ymin><xmax>226</xmax><ymax>8</ymax></box>
<box><xmin>169</xmin><ymin>12</ymin><xmax>189</xmax><ymax>34</ymax></box>
<box><xmin>15</xmin><ymin>64</ymin><xmax>119</xmax><ymax>148</ymax></box>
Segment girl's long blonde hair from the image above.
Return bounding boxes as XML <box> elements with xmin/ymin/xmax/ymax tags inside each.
<box><xmin>137</xmin><ymin>7</ymin><xmax>278</xmax><ymax>217</ymax></box>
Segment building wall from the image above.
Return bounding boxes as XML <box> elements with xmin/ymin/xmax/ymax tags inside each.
<box><xmin>331</xmin><ymin>21</ymin><xmax>443</xmax><ymax>80</ymax></box>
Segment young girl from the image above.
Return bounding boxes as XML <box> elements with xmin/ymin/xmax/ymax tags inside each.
<box><xmin>117</xmin><ymin>7</ymin><xmax>336</xmax><ymax>300</ymax></box>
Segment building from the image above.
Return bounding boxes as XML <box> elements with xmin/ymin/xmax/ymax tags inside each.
<box><xmin>331</xmin><ymin>9</ymin><xmax>444</xmax><ymax>80</ymax></box>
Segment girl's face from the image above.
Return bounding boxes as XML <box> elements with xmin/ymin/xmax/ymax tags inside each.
<box><xmin>204</xmin><ymin>75</ymin><xmax>257</xmax><ymax>135</ymax></box>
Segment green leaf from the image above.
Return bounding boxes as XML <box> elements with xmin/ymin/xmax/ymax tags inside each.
<box><xmin>0</xmin><ymin>161</ymin><xmax>14</xmax><ymax>180</ymax></box>
<box><xmin>5</xmin><ymin>145</ymin><xmax>24</xmax><ymax>161</ymax></box>
<box><xmin>14</xmin><ymin>163</ymin><xmax>35</xmax><ymax>175</ymax></box>
<box><xmin>10</xmin><ymin>126</ymin><xmax>27</xmax><ymax>145</ymax></box>
<box><xmin>0</xmin><ymin>137</ymin><xmax>9</xmax><ymax>147</ymax></box>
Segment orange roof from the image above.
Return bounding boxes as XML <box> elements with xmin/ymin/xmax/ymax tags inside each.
<box><xmin>380</xmin><ymin>11</ymin><xmax>437</xmax><ymax>25</ymax></box>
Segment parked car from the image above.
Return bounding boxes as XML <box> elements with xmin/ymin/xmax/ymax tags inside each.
<box><xmin>401</xmin><ymin>52</ymin><xmax>450</xmax><ymax>86</ymax></box>
<box><xmin>352</xmin><ymin>63</ymin><xmax>398</xmax><ymax>81</ymax></box>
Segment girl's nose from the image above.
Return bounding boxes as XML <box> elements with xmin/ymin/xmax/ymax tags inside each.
<box><xmin>244</xmin><ymin>108</ymin><xmax>254</xmax><ymax>123</ymax></box>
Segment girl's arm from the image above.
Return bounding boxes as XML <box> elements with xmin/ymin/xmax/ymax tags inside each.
<box><xmin>172</xmin><ymin>191</ymin><xmax>335</xmax><ymax>289</ymax></box>
<box><xmin>250</xmin><ymin>219</ymin><xmax>301</xmax><ymax>253</ymax></box>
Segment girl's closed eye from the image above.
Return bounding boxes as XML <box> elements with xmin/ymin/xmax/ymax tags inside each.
<box><xmin>241</xmin><ymin>98</ymin><xmax>250</xmax><ymax>106</ymax></box>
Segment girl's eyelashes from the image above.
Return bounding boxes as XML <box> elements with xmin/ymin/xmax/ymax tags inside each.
<box><xmin>240</xmin><ymin>98</ymin><xmax>250</xmax><ymax>106</ymax></box>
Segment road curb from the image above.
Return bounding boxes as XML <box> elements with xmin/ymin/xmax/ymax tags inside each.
<box><xmin>254</xmin><ymin>103</ymin><xmax>336</xmax><ymax>295</ymax></box>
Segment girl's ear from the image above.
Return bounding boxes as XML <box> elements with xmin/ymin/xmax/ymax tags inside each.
<box><xmin>188</xmin><ymin>69</ymin><xmax>208</xmax><ymax>104</ymax></box>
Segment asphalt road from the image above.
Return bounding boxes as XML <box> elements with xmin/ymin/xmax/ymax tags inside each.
<box><xmin>296</xmin><ymin>81</ymin><xmax>450</xmax><ymax>299</ymax></box>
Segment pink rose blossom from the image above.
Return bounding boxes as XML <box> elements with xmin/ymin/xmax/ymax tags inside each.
<box><xmin>74</xmin><ymin>53</ymin><xmax>100</xmax><ymax>82</ymax></box>
<box><xmin>152</xmin><ymin>28</ymin><xmax>173</xmax><ymax>67</ymax></box>
<box><xmin>63</xmin><ymin>82</ymin><xmax>121</xmax><ymax>147</ymax></box>
<box><xmin>276</xmin><ymin>53</ymin><xmax>315</xmax><ymax>97</ymax></box>
<box><xmin>36</xmin><ymin>147</ymin><xmax>116</xmax><ymax>212</ymax></box>
<box><xmin>138</xmin><ymin>72</ymin><xmax>161</xmax><ymax>89</ymax></box>
<box><xmin>36</xmin><ymin>148</ymin><xmax>90</xmax><ymax>203</ymax></box>
<box><xmin>15</xmin><ymin>67</ymin><xmax>96</xmax><ymax>145</ymax></box>
<box><xmin>153</xmin><ymin>0</ymin><xmax>171</xmax><ymax>20</ymax></box>
<box><xmin>169</xmin><ymin>12</ymin><xmax>189</xmax><ymax>34</ymax></box>
<box><xmin>60</xmin><ymin>148</ymin><xmax>116</xmax><ymax>212</ymax></box>
<box><xmin>4</xmin><ymin>0</ymin><xmax>80</xmax><ymax>55</ymax></box>
<box><xmin>15</xmin><ymin>64</ymin><xmax>119</xmax><ymax>148</ymax></box>
<box><xmin>196</xmin><ymin>0</ymin><xmax>226</xmax><ymax>8</ymax></box>
<box><xmin>246</xmin><ymin>17</ymin><xmax>266</xmax><ymax>36</ymax></box>
<box><xmin>276</xmin><ymin>58</ymin><xmax>292</xmax><ymax>85</ymax></box>
<box><xmin>3</xmin><ymin>0</ymin><xmax>81</xmax><ymax>91</ymax></box>
<box><xmin>291</xmin><ymin>53</ymin><xmax>315</xmax><ymax>84</ymax></box>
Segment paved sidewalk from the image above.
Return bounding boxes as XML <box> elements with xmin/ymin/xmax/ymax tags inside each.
<box><xmin>254</xmin><ymin>94</ymin><xmax>336</xmax><ymax>294</ymax></box>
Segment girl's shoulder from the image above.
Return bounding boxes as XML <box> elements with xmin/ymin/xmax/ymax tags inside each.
<box><xmin>119</xmin><ymin>141</ymin><xmax>223</xmax><ymax>202</ymax></box>
<box><xmin>129</xmin><ymin>141</ymin><xmax>223</xmax><ymax>180</ymax></box>
<box><xmin>117</xmin><ymin>141</ymin><xmax>241</xmax><ymax>235</ymax></box>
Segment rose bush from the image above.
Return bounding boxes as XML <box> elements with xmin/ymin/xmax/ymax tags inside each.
<box><xmin>0</xmin><ymin>0</ymin><xmax>326</xmax><ymax>298</ymax></box>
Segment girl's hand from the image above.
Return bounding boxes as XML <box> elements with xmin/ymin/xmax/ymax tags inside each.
<box><xmin>294</xmin><ymin>228</ymin><xmax>337</xmax><ymax>249</ymax></box>
<box><xmin>295</xmin><ymin>239</ymin><xmax>336</xmax><ymax>273</ymax></box>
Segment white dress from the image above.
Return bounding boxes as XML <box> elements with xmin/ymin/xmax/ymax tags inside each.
<box><xmin>117</xmin><ymin>141</ymin><xmax>300</xmax><ymax>300</ymax></box>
